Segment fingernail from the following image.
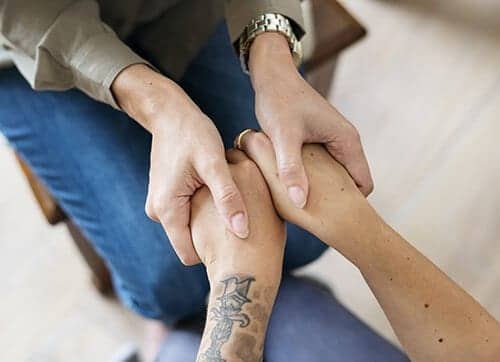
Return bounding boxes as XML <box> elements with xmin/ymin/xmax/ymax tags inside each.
<box><xmin>231</xmin><ymin>212</ymin><xmax>249</xmax><ymax>238</ymax></box>
<box><xmin>288</xmin><ymin>186</ymin><xmax>306</xmax><ymax>208</ymax></box>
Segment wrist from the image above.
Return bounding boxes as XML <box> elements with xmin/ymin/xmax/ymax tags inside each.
<box><xmin>111</xmin><ymin>64</ymin><xmax>194</xmax><ymax>133</ymax></box>
<box><xmin>206</xmin><ymin>258</ymin><xmax>282</xmax><ymax>290</ymax></box>
<box><xmin>323</xmin><ymin>204</ymin><xmax>387</xmax><ymax>266</ymax></box>
<box><xmin>248</xmin><ymin>32</ymin><xmax>299</xmax><ymax>86</ymax></box>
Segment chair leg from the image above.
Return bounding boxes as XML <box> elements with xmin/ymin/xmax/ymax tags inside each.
<box><xmin>66</xmin><ymin>221</ymin><xmax>114</xmax><ymax>296</ymax></box>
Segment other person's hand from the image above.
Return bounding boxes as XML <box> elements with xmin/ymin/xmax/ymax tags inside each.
<box><xmin>239</xmin><ymin>131</ymin><xmax>500</xmax><ymax>362</ymax></box>
<box><xmin>191</xmin><ymin>149</ymin><xmax>285</xmax><ymax>274</ymax></box>
<box><xmin>111</xmin><ymin>64</ymin><xmax>249</xmax><ymax>265</ymax></box>
<box><xmin>238</xmin><ymin>131</ymin><xmax>377</xmax><ymax>252</ymax></box>
<box><xmin>191</xmin><ymin>150</ymin><xmax>285</xmax><ymax>362</ymax></box>
<box><xmin>248</xmin><ymin>33</ymin><xmax>373</xmax><ymax>208</ymax></box>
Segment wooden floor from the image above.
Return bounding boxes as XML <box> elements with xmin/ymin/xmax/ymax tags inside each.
<box><xmin>1</xmin><ymin>0</ymin><xmax>499</xmax><ymax>360</ymax></box>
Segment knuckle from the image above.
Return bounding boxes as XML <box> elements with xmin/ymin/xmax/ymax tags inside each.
<box><xmin>145</xmin><ymin>191</ymin><xmax>162</xmax><ymax>220</ymax></box>
<box><xmin>279</xmin><ymin>160</ymin><xmax>302</xmax><ymax>178</ymax></box>
<box><xmin>150</xmin><ymin>186</ymin><xmax>186</xmax><ymax>220</ymax></box>
<box><xmin>161</xmin><ymin>205</ymin><xmax>182</xmax><ymax>227</ymax></box>
<box><xmin>144</xmin><ymin>201</ymin><xmax>156</xmax><ymax>220</ymax></box>
<box><xmin>153</xmin><ymin>197</ymin><xmax>182</xmax><ymax>226</ymax></box>
<box><xmin>177</xmin><ymin>250</ymin><xmax>199</xmax><ymax>266</ymax></box>
<box><xmin>217</xmin><ymin>185</ymin><xmax>240</xmax><ymax>206</ymax></box>
<box><xmin>151</xmin><ymin>196</ymin><xmax>169</xmax><ymax>217</ymax></box>
<box><xmin>252</xmin><ymin>132</ymin><xmax>270</xmax><ymax>147</ymax></box>
<box><xmin>335</xmin><ymin>125</ymin><xmax>363</xmax><ymax>159</ymax></box>
<box><xmin>366</xmin><ymin>180</ymin><xmax>375</xmax><ymax>195</ymax></box>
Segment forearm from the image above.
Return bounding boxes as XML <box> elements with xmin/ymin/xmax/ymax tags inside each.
<box><xmin>236</xmin><ymin>134</ymin><xmax>499</xmax><ymax>360</ymax></box>
<box><xmin>111</xmin><ymin>64</ymin><xmax>200</xmax><ymax>133</ymax></box>
<box><xmin>198</xmin><ymin>267</ymin><xmax>281</xmax><ymax>361</ymax></box>
<box><xmin>191</xmin><ymin>169</ymin><xmax>286</xmax><ymax>362</ymax></box>
<box><xmin>196</xmin><ymin>239</ymin><xmax>283</xmax><ymax>362</ymax></box>
<box><xmin>248</xmin><ymin>32</ymin><xmax>298</xmax><ymax>84</ymax></box>
<box><xmin>325</xmin><ymin>211</ymin><xmax>500</xmax><ymax>361</ymax></box>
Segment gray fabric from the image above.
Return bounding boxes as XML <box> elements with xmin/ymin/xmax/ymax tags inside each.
<box><xmin>136</xmin><ymin>0</ymin><xmax>181</xmax><ymax>23</ymax></box>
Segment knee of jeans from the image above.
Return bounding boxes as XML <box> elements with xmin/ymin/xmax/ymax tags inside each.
<box><xmin>283</xmin><ymin>223</ymin><xmax>329</xmax><ymax>271</ymax></box>
<box><xmin>115</xmin><ymin>263</ymin><xmax>209</xmax><ymax>326</ymax></box>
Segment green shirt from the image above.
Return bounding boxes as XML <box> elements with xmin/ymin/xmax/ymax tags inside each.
<box><xmin>0</xmin><ymin>0</ymin><xmax>304</xmax><ymax>109</ymax></box>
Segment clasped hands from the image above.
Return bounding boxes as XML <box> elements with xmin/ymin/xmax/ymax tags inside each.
<box><xmin>192</xmin><ymin>131</ymin><xmax>376</xmax><ymax>362</ymax></box>
<box><xmin>191</xmin><ymin>131</ymin><xmax>372</xmax><ymax>271</ymax></box>
<box><xmin>111</xmin><ymin>32</ymin><xmax>373</xmax><ymax>266</ymax></box>
<box><xmin>108</xmin><ymin>30</ymin><xmax>500</xmax><ymax>362</ymax></box>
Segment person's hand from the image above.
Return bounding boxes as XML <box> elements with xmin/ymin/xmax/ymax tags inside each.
<box><xmin>191</xmin><ymin>150</ymin><xmax>286</xmax><ymax>362</ymax></box>
<box><xmin>190</xmin><ymin>149</ymin><xmax>285</xmax><ymax>277</ymax></box>
<box><xmin>248</xmin><ymin>33</ymin><xmax>373</xmax><ymax>208</ymax></box>
<box><xmin>111</xmin><ymin>64</ymin><xmax>249</xmax><ymax>265</ymax></box>
<box><xmin>238</xmin><ymin>131</ymin><xmax>378</xmax><ymax>252</ymax></box>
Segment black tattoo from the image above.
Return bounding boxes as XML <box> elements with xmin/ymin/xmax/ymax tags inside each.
<box><xmin>200</xmin><ymin>276</ymin><xmax>255</xmax><ymax>362</ymax></box>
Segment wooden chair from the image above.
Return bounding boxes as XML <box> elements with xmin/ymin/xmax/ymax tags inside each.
<box><xmin>12</xmin><ymin>0</ymin><xmax>366</xmax><ymax>296</ymax></box>
<box><xmin>303</xmin><ymin>0</ymin><xmax>366</xmax><ymax>96</ymax></box>
<box><xmin>15</xmin><ymin>154</ymin><xmax>114</xmax><ymax>294</ymax></box>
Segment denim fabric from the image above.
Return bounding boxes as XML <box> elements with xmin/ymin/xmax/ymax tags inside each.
<box><xmin>157</xmin><ymin>275</ymin><xmax>409</xmax><ymax>361</ymax></box>
<box><xmin>0</xmin><ymin>22</ymin><xmax>327</xmax><ymax>325</ymax></box>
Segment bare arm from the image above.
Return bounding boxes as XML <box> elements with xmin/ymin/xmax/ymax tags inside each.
<box><xmin>353</xmin><ymin>220</ymin><xmax>499</xmax><ymax>361</ymax></box>
<box><xmin>240</xmin><ymin>131</ymin><xmax>500</xmax><ymax>362</ymax></box>
<box><xmin>190</xmin><ymin>151</ymin><xmax>286</xmax><ymax>361</ymax></box>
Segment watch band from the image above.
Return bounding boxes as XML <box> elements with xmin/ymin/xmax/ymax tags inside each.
<box><xmin>239</xmin><ymin>13</ymin><xmax>303</xmax><ymax>74</ymax></box>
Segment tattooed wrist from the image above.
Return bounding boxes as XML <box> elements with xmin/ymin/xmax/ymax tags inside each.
<box><xmin>198</xmin><ymin>274</ymin><xmax>276</xmax><ymax>362</ymax></box>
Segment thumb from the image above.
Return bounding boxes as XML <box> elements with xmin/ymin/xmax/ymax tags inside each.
<box><xmin>200</xmin><ymin>160</ymin><xmax>249</xmax><ymax>239</ymax></box>
<box><xmin>273</xmin><ymin>135</ymin><xmax>308</xmax><ymax>208</ymax></box>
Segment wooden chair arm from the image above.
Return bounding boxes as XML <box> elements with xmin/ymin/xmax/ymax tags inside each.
<box><xmin>15</xmin><ymin>153</ymin><xmax>67</xmax><ymax>225</ymax></box>
<box><xmin>304</xmin><ymin>0</ymin><xmax>367</xmax><ymax>71</ymax></box>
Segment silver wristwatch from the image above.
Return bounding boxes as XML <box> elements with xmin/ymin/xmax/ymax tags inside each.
<box><xmin>239</xmin><ymin>13</ymin><xmax>303</xmax><ymax>74</ymax></box>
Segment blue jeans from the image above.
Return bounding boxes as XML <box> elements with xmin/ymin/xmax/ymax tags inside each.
<box><xmin>157</xmin><ymin>276</ymin><xmax>409</xmax><ymax>361</ymax></box>
<box><xmin>0</xmin><ymin>23</ymin><xmax>328</xmax><ymax>325</ymax></box>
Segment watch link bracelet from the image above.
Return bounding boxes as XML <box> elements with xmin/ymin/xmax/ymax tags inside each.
<box><xmin>239</xmin><ymin>13</ymin><xmax>303</xmax><ymax>74</ymax></box>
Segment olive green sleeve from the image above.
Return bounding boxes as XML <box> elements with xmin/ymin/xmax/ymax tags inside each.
<box><xmin>0</xmin><ymin>0</ymin><xmax>149</xmax><ymax>109</ymax></box>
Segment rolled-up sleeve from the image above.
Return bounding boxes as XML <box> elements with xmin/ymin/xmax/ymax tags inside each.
<box><xmin>224</xmin><ymin>0</ymin><xmax>305</xmax><ymax>45</ymax></box>
<box><xmin>0</xmin><ymin>0</ymin><xmax>148</xmax><ymax>109</ymax></box>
